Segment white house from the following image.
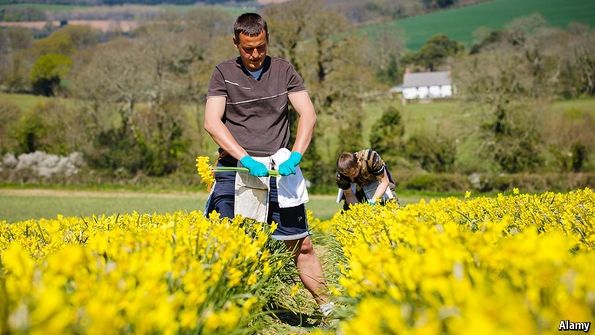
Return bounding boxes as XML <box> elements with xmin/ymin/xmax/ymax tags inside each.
<box><xmin>398</xmin><ymin>71</ymin><xmax>453</xmax><ymax>100</ymax></box>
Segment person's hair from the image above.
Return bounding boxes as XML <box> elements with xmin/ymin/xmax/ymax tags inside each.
<box><xmin>234</xmin><ymin>13</ymin><xmax>268</xmax><ymax>43</ymax></box>
<box><xmin>337</xmin><ymin>152</ymin><xmax>358</xmax><ymax>176</ymax></box>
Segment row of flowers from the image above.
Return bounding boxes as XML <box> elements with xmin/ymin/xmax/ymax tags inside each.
<box><xmin>0</xmin><ymin>211</ymin><xmax>291</xmax><ymax>334</ymax></box>
<box><xmin>317</xmin><ymin>188</ymin><xmax>594</xmax><ymax>334</ymax></box>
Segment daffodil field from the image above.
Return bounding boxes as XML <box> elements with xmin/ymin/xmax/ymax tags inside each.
<box><xmin>316</xmin><ymin>188</ymin><xmax>594</xmax><ymax>334</ymax></box>
<box><xmin>0</xmin><ymin>212</ymin><xmax>293</xmax><ymax>334</ymax></box>
<box><xmin>1</xmin><ymin>188</ymin><xmax>594</xmax><ymax>334</ymax></box>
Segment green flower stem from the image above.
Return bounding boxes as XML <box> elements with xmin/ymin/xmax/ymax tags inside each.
<box><xmin>213</xmin><ymin>167</ymin><xmax>280</xmax><ymax>177</ymax></box>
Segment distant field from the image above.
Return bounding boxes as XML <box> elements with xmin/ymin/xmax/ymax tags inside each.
<box><xmin>360</xmin><ymin>0</ymin><xmax>595</xmax><ymax>50</ymax></box>
<box><xmin>0</xmin><ymin>2</ymin><xmax>75</xmax><ymax>12</ymax></box>
<box><xmin>0</xmin><ymin>2</ymin><xmax>254</xmax><ymax>17</ymax></box>
<box><xmin>0</xmin><ymin>20</ymin><xmax>138</xmax><ymax>32</ymax></box>
<box><xmin>1</xmin><ymin>93</ymin><xmax>66</xmax><ymax>112</ymax></box>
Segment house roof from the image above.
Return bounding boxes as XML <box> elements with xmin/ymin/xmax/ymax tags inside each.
<box><xmin>403</xmin><ymin>71</ymin><xmax>451</xmax><ymax>88</ymax></box>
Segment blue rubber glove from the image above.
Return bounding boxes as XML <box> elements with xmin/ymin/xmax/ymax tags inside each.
<box><xmin>367</xmin><ymin>198</ymin><xmax>377</xmax><ymax>206</ymax></box>
<box><xmin>278</xmin><ymin>151</ymin><xmax>302</xmax><ymax>176</ymax></box>
<box><xmin>240</xmin><ymin>155</ymin><xmax>269</xmax><ymax>177</ymax></box>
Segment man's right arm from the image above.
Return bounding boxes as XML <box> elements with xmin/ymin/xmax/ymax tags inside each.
<box><xmin>203</xmin><ymin>96</ymin><xmax>248</xmax><ymax>160</ymax></box>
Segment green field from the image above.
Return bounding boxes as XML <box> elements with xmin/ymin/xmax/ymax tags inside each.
<box><xmin>0</xmin><ymin>188</ymin><xmax>450</xmax><ymax>223</ymax></box>
<box><xmin>360</xmin><ymin>0</ymin><xmax>595</xmax><ymax>50</ymax></box>
<box><xmin>0</xmin><ymin>189</ymin><xmax>345</xmax><ymax>223</ymax></box>
<box><xmin>1</xmin><ymin>93</ymin><xmax>59</xmax><ymax>112</ymax></box>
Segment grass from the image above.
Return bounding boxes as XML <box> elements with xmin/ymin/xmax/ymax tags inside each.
<box><xmin>0</xmin><ymin>188</ymin><xmax>448</xmax><ymax>223</ymax></box>
<box><xmin>359</xmin><ymin>0</ymin><xmax>595</xmax><ymax>50</ymax></box>
<box><xmin>361</xmin><ymin>97</ymin><xmax>595</xmax><ymax>140</ymax></box>
<box><xmin>0</xmin><ymin>191</ymin><xmax>203</xmax><ymax>223</ymax></box>
<box><xmin>0</xmin><ymin>93</ymin><xmax>59</xmax><ymax>113</ymax></box>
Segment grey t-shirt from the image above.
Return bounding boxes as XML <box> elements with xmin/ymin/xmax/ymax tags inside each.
<box><xmin>207</xmin><ymin>56</ymin><xmax>306</xmax><ymax>156</ymax></box>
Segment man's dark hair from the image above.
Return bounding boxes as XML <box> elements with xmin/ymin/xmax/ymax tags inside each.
<box><xmin>234</xmin><ymin>13</ymin><xmax>268</xmax><ymax>43</ymax></box>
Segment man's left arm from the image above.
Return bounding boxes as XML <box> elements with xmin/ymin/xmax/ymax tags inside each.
<box><xmin>288</xmin><ymin>91</ymin><xmax>317</xmax><ymax>154</ymax></box>
<box><xmin>278</xmin><ymin>91</ymin><xmax>317</xmax><ymax>176</ymax></box>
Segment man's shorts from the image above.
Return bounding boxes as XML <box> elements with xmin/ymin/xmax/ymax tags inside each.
<box><xmin>205</xmin><ymin>155</ymin><xmax>309</xmax><ymax>241</ymax></box>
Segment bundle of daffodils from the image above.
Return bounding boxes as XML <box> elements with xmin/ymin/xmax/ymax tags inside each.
<box><xmin>195</xmin><ymin>156</ymin><xmax>279</xmax><ymax>190</ymax></box>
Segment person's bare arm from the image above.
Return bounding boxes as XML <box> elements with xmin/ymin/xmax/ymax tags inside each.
<box><xmin>203</xmin><ymin>96</ymin><xmax>248</xmax><ymax>160</ymax></box>
<box><xmin>372</xmin><ymin>169</ymin><xmax>391</xmax><ymax>202</ymax></box>
<box><xmin>288</xmin><ymin>91</ymin><xmax>317</xmax><ymax>155</ymax></box>
<box><xmin>343</xmin><ymin>187</ymin><xmax>359</xmax><ymax>205</ymax></box>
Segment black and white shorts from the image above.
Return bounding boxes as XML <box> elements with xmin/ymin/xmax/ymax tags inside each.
<box><xmin>205</xmin><ymin>156</ymin><xmax>309</xmax><ymax>241</ymax></box>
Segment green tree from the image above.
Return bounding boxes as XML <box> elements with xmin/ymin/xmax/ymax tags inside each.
<box><xmin>0</xmin><ymin>27</ymin><xmax>34</xmax><ymax>92</ymax></box>
<box><xmin>405</xmin><ymin>131</ymin><xmax>456</xmax><ymax>172</ymax></box>
<box><xmin>504</xmin><ymin>13</ymin><xmax>547</xmax><ymax>46</ymax></box>
<box><xmin>455</xmin><ymin>51</ymin><xmax>544</xmax><ymax>172</ymax></box>
<box><xmin>29</xmin><ymin>53</ymin><xmax>72</xmax><ymax>96</ymax></box>
<box><xmin>265</xmin><ymin>0</ymin><xmax>376</xmax><ymax>188</ymax></box>
<box><xmin>368</xmin><ymin>26</ymin><xmax>406</xmax><ymax>84</ymax></box>
<box><xmin>33</xmin><ymin>25</ymin><xmax>100</xmax><ymax>57</ymax></box>
<box><xmin>70</xmin><ymin>14</ymin><xmax>221</xmax><ymax>176</ymax></box>
<box><xmin>403</xmin><ymin>34</ymin><xmax>464</xmax><ymax>71</ymax></box>
<box><xmin>570</xmin><ymin>143</ymin><xmax>588</xmax><ymax>172</ymax></box>
<box><xmin>422</xmin><ymin>0</ymin><xmax>456</xmax><ymax>9</ymax></box>
<box><xmin>12</xmin><ymin>110</ymin><xmax>46</xmax><ymax>154</ymax></box>
<box><xmin>369</xmin><ymin>105</ymin><xmax>404</xmax><ymax>167</ymax></box>
<box><xmin>0</xmin><ymin>101</ymin><xmax>22</xmax><ymax>153</ymax></box>
<box><xmin>0</xmin><ymin>7</ymin><xmax>45</xmax><ymax>21</ymax></box>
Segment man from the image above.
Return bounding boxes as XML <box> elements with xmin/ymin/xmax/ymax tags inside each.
<box><xmin>203</xmin><ymin>13</ymin><xmax>333</xmax><ymax>317</ymax></box>
<box><xmin>336</xmin><ymin>149</ymin><xmax>397</xmax><ymax>210</ymax></box>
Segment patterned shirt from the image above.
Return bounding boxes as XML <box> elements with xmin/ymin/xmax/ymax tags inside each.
<box><xmin>336</xmin><ymin>149</ymin><xmax>386</xmax><ymax>190</ymax></box>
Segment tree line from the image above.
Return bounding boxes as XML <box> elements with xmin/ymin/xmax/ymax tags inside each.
<box><xmin>0</xmin><ymin>0</ymin><xmax>483</xmax><ymax>22</ymax></box>
<box><xmin>0</xmin><ymin>0</ymin><xmax>593</xmax><ymax>191</ymax></box>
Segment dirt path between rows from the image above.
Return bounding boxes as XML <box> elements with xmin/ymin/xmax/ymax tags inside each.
<box><xmin>0</xmin><ymin>188</ymin><xmax>201</xmax><ymax>199</ymax></box>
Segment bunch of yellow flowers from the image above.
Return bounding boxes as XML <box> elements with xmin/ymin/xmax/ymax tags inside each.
<box><xmin>332</xmin><ymin>188</ymin><xmax>594</xmax><ymax>334</ymax></box>
<box><xmin>0</xmin><ymin>211</ymin><xmax>288</xmax><ymax>334</ymax></box>
<box><xmin>196</xmin><ymin>156</ymin><xmax>280</xmax><ymax>191</ymax></box>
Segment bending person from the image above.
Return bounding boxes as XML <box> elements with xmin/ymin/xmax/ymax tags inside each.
<box><xmin>336</xmin><ymin>149</ymin><xmax>397</xmax><ymax>209</ymax></box>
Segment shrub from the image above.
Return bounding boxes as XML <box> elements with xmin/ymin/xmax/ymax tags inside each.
<box><xmin>11</xmin><ymin>109</ymin><xmax>46</xmax><ymax>154</ymax></box>
<box><xmin>467</xmin><ymin>172</ymin><xmax>595</xmax><ymax>192</ymax></box>
<box><xmin>404</xmin><ymin>132</ymin><xmax>456</xmax><ymax>173</ymax></box>
<box><xmin>30</xmin><ymin>54</ymin><xmax>73</xmax><ymax>96</ymax></box>
<box><xmin>86</xmin><ymin>126</ymin><xmax>144</xmax><ymax>176</ymax></box>
<box><xmin>9</xmin><ymin>100</ymin><xmax>85</xmax><ymax>156</ymax></box>
<box><xmin>369</xmin><ymin>105</ymin><xmax>405</xmax><ymax>168</ymax></box>
<box><xmin>401</xmin><ymin>172</ymin><xmax>470</xmax><ymax>192</ymax></box>
<box><xmin>0</xmin><ymin>101</ymin><xmax>22</xmax><ymax>153</ymax></box>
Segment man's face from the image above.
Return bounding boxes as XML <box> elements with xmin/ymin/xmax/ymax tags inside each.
<box><xmin>235</xmin><ymin>31</ymin><xmax>267</xmax><ymax>72</ymax></box>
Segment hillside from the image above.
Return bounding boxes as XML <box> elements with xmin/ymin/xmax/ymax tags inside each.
<box><xmin>359</xmin><ymin>0</ymin><xmax>595</xmax><ymax>50</ymax></box>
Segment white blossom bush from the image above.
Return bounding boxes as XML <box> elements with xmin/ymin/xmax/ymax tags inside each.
<box><xmin>1</xmin><ymin>151</ymin><xmax>85</xmax><ymax>181</ymax></box>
